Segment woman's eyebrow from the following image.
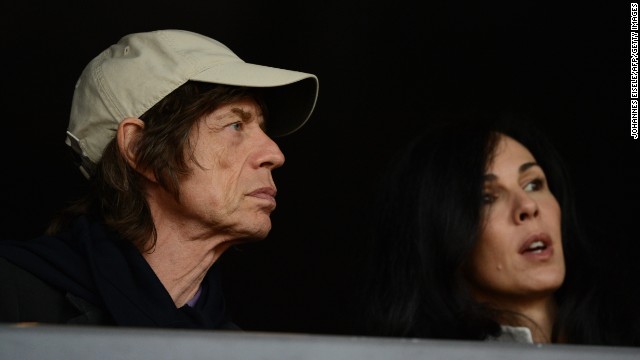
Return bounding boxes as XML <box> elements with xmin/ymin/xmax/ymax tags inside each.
<box><xmin>483</xmin><ymin>162</ymin><xmax>540</xmax><ymax>182</ymax></box>
<box><xmin>484</xmin><ymin>173</ymin><xmax>497</xmax><ymax>182</ymax></box>
<box><xmin>519</xmin><ymin>162</ymin><xmax>540</xmax><ymax>173</ymax></box>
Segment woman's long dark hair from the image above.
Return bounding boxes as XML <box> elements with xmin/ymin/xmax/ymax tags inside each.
<box><xmin>361</xmin><ymin>110</ymin><xmax>612</xmax><ymax>344</ymax></box>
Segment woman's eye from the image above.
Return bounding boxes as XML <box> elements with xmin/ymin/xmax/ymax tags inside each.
<box><xmin>524</xmin><ymin>178</ymin><xmax>544</xmax><ymax>192</ymax></box>
<box><xmin>230</xmin><ymin>122</ymin><xmax>243</xmax><ymax>131</ymax></box>
<box><xmin>482</xmin><ymin>193</ymin><xmax>496</xmax><ymax>204</ymax></box>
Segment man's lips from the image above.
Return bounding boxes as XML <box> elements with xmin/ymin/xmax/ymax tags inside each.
<box><xmin>247</xmin><ymin>187</ymin><xmax>277</xmax><ymax>203</ymax></box>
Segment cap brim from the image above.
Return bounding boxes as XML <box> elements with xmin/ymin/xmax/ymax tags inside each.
<box><xmin>190</xmin><ymin>62</ymin><xmax>319</xmax><ymax>136</ymax></box>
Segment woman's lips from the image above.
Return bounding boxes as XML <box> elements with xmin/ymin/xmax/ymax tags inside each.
<box><xmin>519</xmin><ymin>233</ymin><xmax>553</xmax><ymax>259</ymax></box>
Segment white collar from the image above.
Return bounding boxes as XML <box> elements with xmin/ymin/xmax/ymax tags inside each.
<box><xmin>487</xmin><ymin>325</ymin><xmax>534</xmax><ymax>344</ymax></box>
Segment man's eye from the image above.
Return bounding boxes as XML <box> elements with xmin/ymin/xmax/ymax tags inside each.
<box><xmin>230</xmin><ymin>122</ymin><xmax>243</xmax><ymax>131</ymax></box>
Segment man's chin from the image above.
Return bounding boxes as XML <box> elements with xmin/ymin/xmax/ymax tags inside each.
<box><xmin>235</xmin><ymin>221</ymin><xmax>272</xmax><ymax>242</ymax></box>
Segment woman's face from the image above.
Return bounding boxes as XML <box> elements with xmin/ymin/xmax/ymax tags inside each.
<box><xmin>466</xmin><ymin>134</ymin><xmax>565</xmax><ymax>305</ymax></box>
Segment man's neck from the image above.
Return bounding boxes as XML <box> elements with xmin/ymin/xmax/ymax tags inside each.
<box><xmin>141</xmin><ymin>222</ymin><xmax>231</xmax><ymax>308</ymax></box>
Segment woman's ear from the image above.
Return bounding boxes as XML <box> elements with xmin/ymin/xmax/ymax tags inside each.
<box><xmin>117</xmin><ymin>118</ymin><xmax>157</xmax><ymax>183</ymax></box>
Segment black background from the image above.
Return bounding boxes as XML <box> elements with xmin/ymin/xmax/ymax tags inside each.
<box><xmin>1</xmin><ymin>1</ymin><xmax>637</xmax><ymax>336</ymax></box>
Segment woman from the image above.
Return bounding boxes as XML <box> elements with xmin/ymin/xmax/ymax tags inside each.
<box><xmin>361</xmin><ymin>111</ymin><xmax>639</xmax><ymax>345</ymax></box>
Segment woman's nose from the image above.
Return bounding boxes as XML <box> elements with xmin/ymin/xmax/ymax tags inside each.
<box><xmin>514</xmin><ymin>192</ymin><xmax>539</xmax><ymax>224</ymax></box>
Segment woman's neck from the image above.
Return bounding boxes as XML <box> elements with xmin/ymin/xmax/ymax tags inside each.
<box><xmin>495</xmin><ymin>296</ymin><xmax>558</xmax><ymax>343</ymax></box>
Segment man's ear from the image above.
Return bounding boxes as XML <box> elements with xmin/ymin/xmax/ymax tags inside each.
<box><xmin>117</xmin><ymin>118</ymin><xmax>157</xmax><ymax>183</ymax></box>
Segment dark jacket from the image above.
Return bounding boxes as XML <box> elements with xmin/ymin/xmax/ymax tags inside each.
<box><xmin>0</xmin><ymin>216</ymin><xmax>237</xmax><ymax>329</ymax></box>
<box><xmin>0</xmin><ymin>257</ymin><xmax>110</xmax><ymax>324</ymax></box>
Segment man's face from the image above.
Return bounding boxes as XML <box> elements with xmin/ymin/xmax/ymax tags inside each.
<box><xmin>159</xmin><ymin>96</ymin><xmax>285</xmax><ymax>242</ymax></box>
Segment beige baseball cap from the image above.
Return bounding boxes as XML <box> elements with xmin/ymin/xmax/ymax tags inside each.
<box><xmin>66</xmin><ymin>29</ymin><xmax>319</xmax><ymax>178</ymax></box>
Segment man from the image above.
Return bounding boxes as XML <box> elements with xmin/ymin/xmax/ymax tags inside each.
<box><xmin>0</xmin><ymin>29</ymin><xmax>318</xmax><ymax>329</ymax></box>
